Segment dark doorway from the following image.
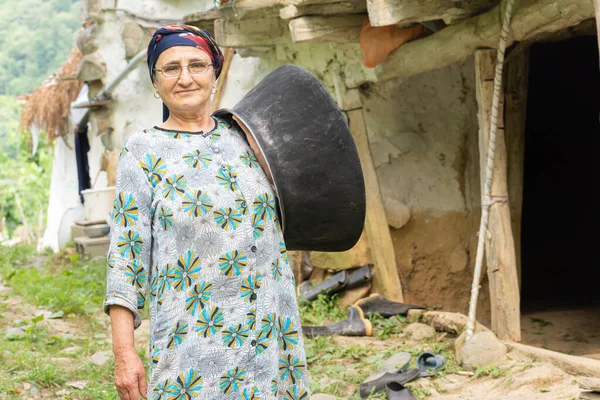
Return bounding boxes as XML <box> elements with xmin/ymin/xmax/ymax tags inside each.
<box><xmin>521</xmin><ymin>35</ymin><xmax>600</xmax><ymax>312</ymax></box>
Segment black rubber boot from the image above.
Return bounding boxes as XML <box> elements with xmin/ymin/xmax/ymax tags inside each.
<box><xmin>354</xmin><ymin>293</ymin><xmax>425</xmax><ymax>318</ymax></box>
<box><xmin>345</xmin><ymin>264</ymin><xmax>373</xmax><ymax>289</ymax></box>
<box><xmin>359</xmin><ymin>369</ymin><xmax>420</xmax><ymax>398</ymax></box>
<box><xmin>298</xmin><ymin>270</ymin><xmax>347</xmax><ymax>301</ymax></box>
<box><xmin>385</xmin><ymin>381</ymin><xmax>417</xmax><ymax>400</ymax></box>
<box><xmin>302</xmin><ymin>305</ymin><xmax>372</xmax><ymax>338</ymax></box>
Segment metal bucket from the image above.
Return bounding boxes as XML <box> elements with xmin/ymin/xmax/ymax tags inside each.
<box><xmin>214</xmin><ymin>64</ymin><xmax>365</xmax><ymax>251</ymax></box>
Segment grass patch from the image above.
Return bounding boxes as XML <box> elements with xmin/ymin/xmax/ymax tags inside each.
<box><xmin>0</xmin><ymin>245</ymin><xmax>106</xmax><ymax>315</ymax></box>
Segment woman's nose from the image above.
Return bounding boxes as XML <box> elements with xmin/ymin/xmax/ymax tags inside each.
<box><xmin>178</xmin><ymin>67</ymin><xmax>193</xmax><ymax>84</ymax></box>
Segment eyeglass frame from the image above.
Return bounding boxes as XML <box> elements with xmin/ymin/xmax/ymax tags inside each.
<box><xmin>154</xmin><ymin>62</ymin><xmax>214</xmax><ymax>78</ymax></box>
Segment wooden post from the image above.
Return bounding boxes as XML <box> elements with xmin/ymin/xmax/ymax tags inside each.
<box><xmin>505</xmin><ymin>48</ymin><xmax>530</xmax><ymax>287</ymax></box>
<box><xmin>594</xmin><ymin>0</ymin><xmax>600</xmax><ymax>55</ymax></box>
<box><xmin>211</xmin><ymin>47</ymin><xmax>235</xmax><ymax>111</ymax></box>
<box><xmin>475</xmin><ymin>50</ymin><xmax>521</xmax><ymax>341</ymax></box>
<box><xmin>343</xmin><ymin>88</ymin><xmax>404</xmax><ymax>302</ymax></box>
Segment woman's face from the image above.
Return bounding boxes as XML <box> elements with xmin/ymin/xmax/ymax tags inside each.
<box><xmin>154</xmin><ymin>46</ymin><xmax>216</xmax><ymax>115</ymax></box>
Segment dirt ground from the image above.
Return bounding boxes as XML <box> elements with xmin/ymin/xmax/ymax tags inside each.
<box><xmin>2</xmin><ymin>279</ymin><xmax>598</xmax><ymax>399</ymax></box>
<box><xmin>521</xmin><ymin>307</ymin><xmax>600</xmax><ymax>360</ymax></box>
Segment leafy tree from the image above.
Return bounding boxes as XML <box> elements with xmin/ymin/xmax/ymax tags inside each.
<box><xmin>0</xmin><ymin>0</ymin><xmax>81</xmax><ymax>95</ymax></box>
<box><xmin>0</xmin><ymin>97</ymin><xmax>53</xmax><ymax>239</ymax></box>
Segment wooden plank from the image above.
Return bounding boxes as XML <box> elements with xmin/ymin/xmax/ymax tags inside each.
<box><xmin>366</xmin><ymin>0</ymin><xmax>497</xmax><ymax>26</ymax></box>
<box><xmin>280</xmin><ymin>1</ymin><xmax>367</xmax><ymax>19</ymax></box>
<box><xmin>211</xmin><ymin>47</ymin><xmax>235</xmax><ymax>111</ymax></box>
<box><xmin>289</xmin><ymin>14</ymin><xmax>366</xmax><ymax>43</ymax></box>
<box><xmin>594</xmin><ymin>0</ymin><xmax>600</xmax><ymax>54</ymax></box>
<box><xmin>345</xmin><ymin>89</ymin><xmax>404</xmax><ymax>302</ymax></box>
<box><xmin>376</xmin><ymin>0</ymin><xmax>593</xmax><ymax>84</ymax></box>
<box><xmin>214</xmin><ymin>17</ymin><xmax>290</xmax><ymax>47</ymax></box>
<box><xmin>475</xmin><ymin>50</ymin><xmax>521</xmax><ymax>341</ymax></box>
<box><xmin>504</xmin><ymin>47</ymin><xmax>530</xmax><ymax>288</ymax></box>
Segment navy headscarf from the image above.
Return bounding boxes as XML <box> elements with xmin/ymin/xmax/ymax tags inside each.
<box><xmin>146</xmin><ymin>25</ymin><xmax>224</xmax><ymax>121</ymax></box>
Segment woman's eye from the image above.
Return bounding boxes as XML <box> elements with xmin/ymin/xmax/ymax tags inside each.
<box><xmin>190</xmin><ymin>62</ymin><xmax>208</xmax><ymax>71</ymax></box>
<box><xmin>164</xmin><ymin>65</ymin><xmax>180</xmax><ymax>72</ymax></box>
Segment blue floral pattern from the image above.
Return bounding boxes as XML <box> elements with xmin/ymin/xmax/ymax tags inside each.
<box><xmin>104</xmin><ymin>117</ymin><xmax>309</xmax><ymax>399</ymax></box>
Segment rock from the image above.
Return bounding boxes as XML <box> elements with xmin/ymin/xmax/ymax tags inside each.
<box><xmin>66</xmin><ymin>381</ymin><xmax>88</xmax><ymax>390</ymax></box>
<box><xmin>384</xmin><ymin>197</ymin><xmax>411</xmax><ymax>229</ymax></box>
<box><xmin>458</xmin><ymin>331</ymin><xmax>507</xmax><ymax>369</ymax></box>
<box><xmin>55</xmin><ymin>389</ymin><xmax>70</xmax><ymax>396</ymax></box>
<box><xmin>579</xmin><ymin>377</ymin><xmax>600</xmax><ymax>391</ymax></box>
<box><xmin>312</xmin><ymin>395</ymin><xmax>337</xmax><ymax>400</ymax></box>
<box><xmin>90</xmin><ymin>350</ymin><xmax>111</xmax><ymax>366</ymax></box>
<box><xmin>5</xmin><ymin>327</ymin><xmax>25</xmax><ymax>339</ymax></box>
<box><xmin>122</xmin><ymin>22</ymin><xmax>152</xmax><ymax>58</ymax></box>
<box><xmin>422</xmin><ymin>311</ymin><xmax>489</xmax><ymax>335</ymax></box>
<box><xmin>407</xmin><ymin>309</ymin><xmax>425</xmax><ymax>323</ymax></box>
<box><xmin>450</xmin><ymin>246</ymin><xmax>468</xmax><ymax>273</ymax></box>
<box><xmin>404</xmin><ymin>322</ymin><xmax>436</xmax><ymax>341</ymax></box>
<box><xmin>76</xmin><ymin>23</ymin><xmax>99</xmax><ymax>55</ymax></box>
<box><xmin>76</xmin><ymin>52</ymin><xmax>106</xmax><ymax>81</ymax></box>
<box><xmin>61</xmin><ymin>346</ymin><xmax>82</xmax><ymax>355</ymax></box>
<box><xmin>339</xmin><ymin>283</ymin><xmax>371</xmax><ymax>308</ymax></box>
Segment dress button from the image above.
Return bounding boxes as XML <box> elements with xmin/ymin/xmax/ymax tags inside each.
<box><xmin>251</xmin><ymin>245</ymin><xmax>257</xmax><ymax>253</ymax></box>
<box><xmin>241</xmin><ymin>201</ymin><xmax>247</xmax><ymax>207</ymax></box>
<box><xmin>250</xmin><ymin>293</ymin><xmax>257</xmax><ymax>301</ymax></box>
<box><xmin>221</xmin><ymin>165</ymin><xmax>227</xmax><ymax>170</ymax></box>
<box><xmin>251</xmin><ymin>339</ymin><xmax>257</xmax><ymax>347</ymax></box>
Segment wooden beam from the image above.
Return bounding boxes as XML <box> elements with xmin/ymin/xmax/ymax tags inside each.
<box><xmin>280</xmin><ymin>1</ymin><xmax>367</xmax><ymax>19</ymax></box>
<box><xmin>594</xmin><ymin>0</ymin><xmax>600</xmax><ymax>54</ymax></box>
<box><xmin>214</xmin><ymin>17</ymin><xmax>290</xmax><ymax>47</ymax></box>
<box><xmin>376</xmin><ymin>0</ymin><xmax>593</xmax><ymax>84</ymax></box>
<box><xmin>211</xmin><ymin>47</ymin><xmax>235</xmax><ymax>111</ymax></box>
<box><xmin>366</xmin><ymin>0</ymin><xmax>497</xmax><ymax>26</ymax></box>
<box><xmin>475</xmin><ymin>50</ymin><xmax>520</xmax><ymax>341</ymax></box>
<box><xmin>504</xmin><ymin>47</ymin><xmax>530</xmax><ymax>288</ymax></box>
<box><xmin>289</xmin><ymin>14</ymin><xmax>366</xmax><ymax>43</ymax></box>
<box><xmin>344</xmin><ymin>88</ymin><xmax>404</xmax><ymax>302</ymax></box>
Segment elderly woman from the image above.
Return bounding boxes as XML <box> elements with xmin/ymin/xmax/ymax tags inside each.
<box><xmin>104</xmin><ymin>25</ymin><xmax>310</xmax><ymax>400</ymax></box>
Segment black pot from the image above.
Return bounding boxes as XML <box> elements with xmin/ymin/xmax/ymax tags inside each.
<box><xmin>214</xmin><ymin>64</ymin><xmax>365</xmax><ymax>251</ymax></box>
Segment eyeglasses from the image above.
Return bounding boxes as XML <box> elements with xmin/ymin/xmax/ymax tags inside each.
<box><xmin>155</xmin><ymin>62</ymin><xmax>214</xmax><ymax>78</ymax></box>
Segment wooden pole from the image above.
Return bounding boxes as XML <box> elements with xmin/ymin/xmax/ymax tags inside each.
<box><xmin>211</xmin><ymin>47</ymin><xmax>235</xmax><ymax>111</ymax></box>
<box><xmin>376</xmin><ymin>0</ymin><xmax>593</xmax><ymax>84</ymax></box>
<box><xmin>343</xmin><ymin>88</ymin><xmax>404</xmax><ymax>302</ymax></box>
<box><xmin>505</xmin><ymin>48</ymin><xmax>530</xmax><ymax>288</ymax></box>
<box><xmin>594</xmin><ymin>0</ymin><xmax>600</xmax><ymax>55</ymax></box>
<box><xmin>474</xmin><ymin>50</ymin><xmax>521</xmax><ymax>341</ymax></box>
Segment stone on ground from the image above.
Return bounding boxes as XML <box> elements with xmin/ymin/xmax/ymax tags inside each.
<box><xmin>90</xmin><ymin>350</ymin><xmax>111</xmax><ymax>366</ymax></box>
<box><xmin>456</xmin><ymin>331</ymin><xmax>507</xmax><ymax>369</ymax></box>
<box><xmin>404</xmin><ymin>322</ymin><xmax>436</xmax><ymax>340</ymax></box>
<box><xmin>422</xmin><ymin>311</ymin><xmax>488</xmax><ymax>335</ymax></box>
<box><xmin>579</xmin><ymin>377</ymin><xmax>600</xmax><ymax>392</ymax></box>
<box><xmin>407</xmin><ymin>309</ymin><xmax>424</xmax><ymax>323</ymax></box>
<box><xmin>5</xmin><ymin>327</ymin><xmax>25</xmax><ymax>339</ymax></box>
<box><xmin>311</xmin><ymin>394</ymin><xmax>337</xmax><ymax>400</ymax></box>
<box><xmin>61</xmin><ymin>346</ymin><xmax>82</xmax><ymax>354</ymax></box>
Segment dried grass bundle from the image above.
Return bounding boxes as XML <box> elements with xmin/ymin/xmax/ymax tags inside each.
<box><xmin>20</xmin><ymin>48</ymin><xmax>84</xmax><ymax>140</ymax></box>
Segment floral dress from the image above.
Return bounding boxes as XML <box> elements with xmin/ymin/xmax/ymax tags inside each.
<box><xmin>103</xmin><ymin>116</ymin><xmax>310</xmax><ymax>400</ymax></box>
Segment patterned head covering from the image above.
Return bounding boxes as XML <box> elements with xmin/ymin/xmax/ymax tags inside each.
<box><xmin>147</xmin><ymin>25</ymin><xmax>224</xmax><ymax>81</ymax></box>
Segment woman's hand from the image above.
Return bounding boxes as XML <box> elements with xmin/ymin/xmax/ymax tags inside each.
<box><xmin>232</xmin><ymin>115</ymin><xmax>274</xmax><ymax>184</ymax></box>
<box><xmin>114</xmin><ymin>348</ymin><xmax>147</xmax><ymax>400</ymax></box>
<box><xmin>109</xmin><ymin>305</ymin><xmax>147</xmax><ymax>400</ymax></box>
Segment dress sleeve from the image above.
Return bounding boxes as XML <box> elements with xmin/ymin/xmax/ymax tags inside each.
<box><xmin>103</xmin><ymin>140</ymin><xmax>153</xmax><ymax>329</ymax></box>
